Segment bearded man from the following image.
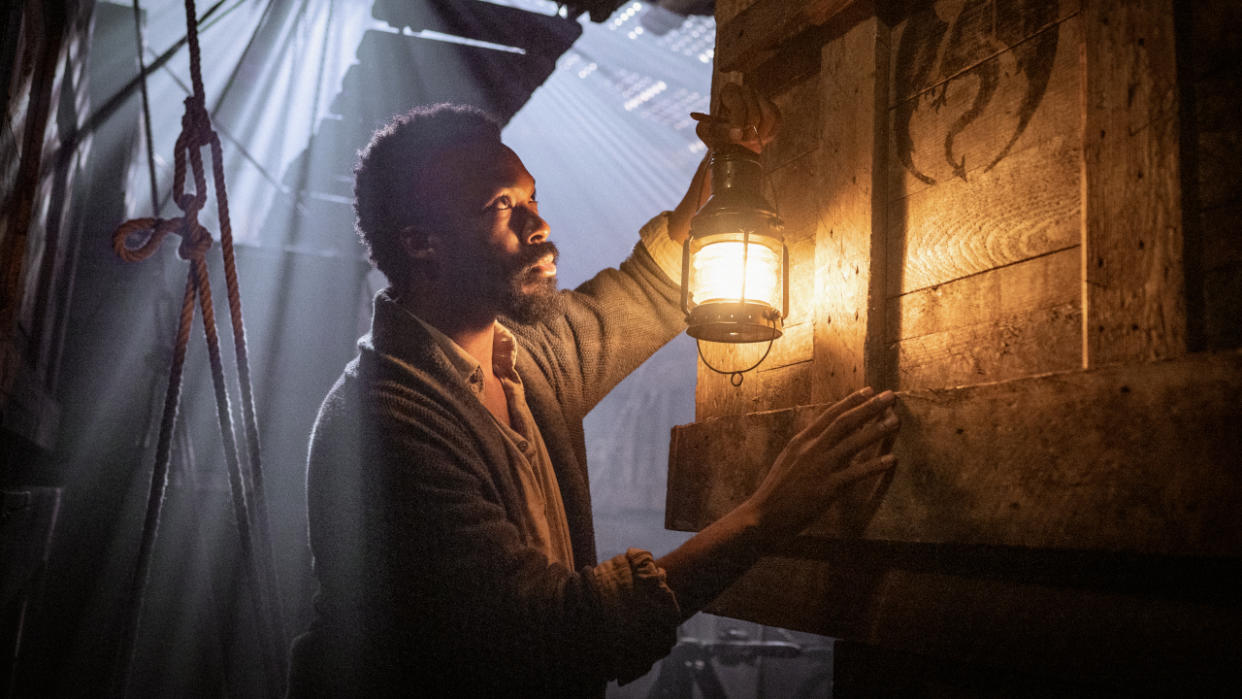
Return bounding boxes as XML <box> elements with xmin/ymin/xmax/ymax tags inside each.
<box><xmin>288</xmin><ymin>90</ymin><xmax>899</xmax><ymax>697</ymax></box>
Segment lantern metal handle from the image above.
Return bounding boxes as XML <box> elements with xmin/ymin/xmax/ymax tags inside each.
<box><xmin>693</xmin><ymin>312</ymin><xmax>780</xmax><ymax>386</ymax></box>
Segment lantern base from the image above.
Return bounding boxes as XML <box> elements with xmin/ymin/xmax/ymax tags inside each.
<box><xmin>685</xmin><ymin>302</ymin><xmax>784</xmax><ymax>343</ymax></box>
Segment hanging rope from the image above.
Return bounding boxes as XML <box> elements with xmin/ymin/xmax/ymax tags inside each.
<box><xmin>110</xmin><ymin>0</ymin><xmax>284</xmax><ymax>696</ymax></box>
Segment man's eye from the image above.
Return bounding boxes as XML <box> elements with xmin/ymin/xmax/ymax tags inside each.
<box><xmin>491</xmin><ymin>196</ymin><xmax>513</xmax><ymax>210</ymax></box>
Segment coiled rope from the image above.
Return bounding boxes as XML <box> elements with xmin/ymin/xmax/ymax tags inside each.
<box><xmin>110</xmin><ymin>1</ymin><xmax>284</xmax><ymax>696</ymax></box>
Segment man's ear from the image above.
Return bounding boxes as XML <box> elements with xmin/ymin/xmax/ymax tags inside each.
<box><xmin>398</xmin><ymin>227</ymin><xmax>440</xmax><ymax>282</ymax></box>
<box><xmin>399</xmin><ymin>227</ymin><xmax>436</xmax><ymax>261</ymax></box>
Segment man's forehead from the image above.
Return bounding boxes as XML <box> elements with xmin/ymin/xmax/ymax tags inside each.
<box><xmin>415</xmin><ymin>141</ymin><xmax>532</xmax><ymax>223</ymax></box>
<box><xmin>439</xmin><ymin>141</ymin><xmax>531</xmax><ymax>185</ymax></box>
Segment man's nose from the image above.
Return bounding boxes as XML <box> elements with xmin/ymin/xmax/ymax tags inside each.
<box><xmin>520</xmin><ymin>206</ymin><xmax>549</xmax><ymax>245</ymax></box>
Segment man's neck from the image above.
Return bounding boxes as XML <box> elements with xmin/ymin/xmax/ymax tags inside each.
<box><xmin>398</xmin><ymin>290</ymin><xmax>497</xmax><ymax>376</ymax></box>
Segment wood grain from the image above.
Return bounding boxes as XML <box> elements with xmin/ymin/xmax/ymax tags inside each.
<box><xmin>669</xmin><ymin>349</ymin><xmax>1242</xmax><ymax>555</ymax></box>
<box><xmin>1185</xmin><ymin>0</ymin><xmax>1242</xmax><ymax>352</ymax></box>
<box><xmin>785</xmin><ymin>235</ymin><xmax>815</xmax><ymax>326</ymax></box>
<box><xmin>698</xmin><ymin>321</ymin><xmax>813</xmax><ymax>376</ymax></box>
<box><xmin>887</xmin><ymin>15</ymin><xmax>1082</xmax><ymax>200</ymax></box>
<box><xmin>813</xmin><ymin>16</ymin><xmax>888</xmax><ymax>403</ymax></box>
<box><xmin>761</xmin><ymin>73</ymin><xmax>821</xmax><ymax>172</ymax></box>
<box><xmin>887</xmin><ymin>248</ymin><xmax>1078</xmax><ymax>340</ymax></box>
<box><xmin>704</xmin><ymin>553</ymin><xmax>1242</xmax><ymax>691</ymax></box>
<box><xmin>1082</xmin><ymin>0</ymin><xmax>1186</xmax><ymax>366</ymax></box>
<box><xmin>714</xmin><ymin>0</ymin><xmax>762</xmax><ymax>27</ymax></box>
<box><xmin>762</xmin><ymin>150</ymin><xmax>818</xmax><ymax>242</ymax></box>
<box><xmin>888</xmin><ymin>0</ymin><xmax>1081</xmax><ymax>104</ymax></box>
<box><xmin>694</xmin><ymin>358</ymin><xmax>812</xmax><ymax>420</ymax></box>
<box><xmin>885</xmin><ymin>247</ymin><xmax>1082</xmax><ymax>389</ymax></box>
<box><xmin>716</xmin><ymin>0</ymin><xmax>860</xmax><ymax>72</ymax></box>
<box><xmin>887</xmin><ymin>301</ymin><xmax>1080</xmax><ymax>389</ymax></box>
<box><xmin>887</xmin><ymin>127</ymin><xmax>1081</xmax><ymax>295</ymax></box>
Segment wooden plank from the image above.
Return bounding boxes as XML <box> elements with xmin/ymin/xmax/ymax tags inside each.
<box><xmin>887</xmin><ymin>247</ymin><xmax>1079</xmax><ymax>340</ymax></box>
<box><xmin>761</xmin><ymin>73</ymin><xmax>820</xmax><ymax>171</ymax></box>
<box><xmin>698</xmin><ymin>321</ymin><xmax>813</xmax><ymax>376</ymax></box>
<box><xmin>885</xmin><ymin>247</ymin><xmax>1081</xmax><ymax>389</ymax></box>
<box><xmin>0</xmin><ymin>3</ymin><xmax>67</xmax><ymax>401</ymax></box>
<box><xmin>887</xmin><ymin>123</ymin><xmax>1081</xmax><ymax>295</ymax></box>
<box><xmin>888</xmin><ymin>14</ymin><xmax>1081</xmax><ymax>201</ymax></box>
<box><xmin>886</xmin><ymin>301</ymin><xmax>1080</xmax><ymax>390</ymax></box>
<box><xmin>812</xmin><ymin>16</ymin><xmax>888</xmax><ymax>403</ymax></box>
<box><xmin>1196</xmin><ymin>131</ymin><xmax>1242</xmax><ymax>212</ymax></box>
<box><xmin>704</xmin><ymin>554</ymin><xmax>1242</xmax><ymax>692</ymax></box>
<box><xmin>785</xmin><ymin>236</ymin><xmax>815</xmax><ymax>326</ymax></box>
<box><xmin>694</xmin><ymin>359</ymin><xmax>812</xmax><ymax>420</ymax></box>
<box><xmin>716</xmin><ymin>0</ymin><xmax>860</xmax><ymax>72</ymax></box>
<box><xmin>1185</xmin><ymin>1</ymin><xmax>1242</xmax><ymax>352</ymax></box>
<box><xmin>1082</xmin><ymin>0</ymin><xmax>1185</xmax><ymax>366</ymax></box>
<box><xmin>888</xmin><ymin>0</ymin><xmax>1081</xmax><ymax>104</ymax></box>
<box><xmin>714</xmin><ymin>0</ymin><xmax>761</xmax><ymax>27</ymax></box>
<box><xmin>668</xmin><ymin>349</ymin><xmax>1242</xmax><ymax>556</ymax></box>
<box><xmin>1202</xmin><ymin>206</ymin><xmax>1242</xmax><ymax>349</ymax></box>
<box><xmin>762</xmin><ymin>150</ymin><xmax>818</xmax><ymax>241</ymax></box>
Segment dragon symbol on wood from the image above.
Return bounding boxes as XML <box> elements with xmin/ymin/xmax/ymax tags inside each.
<box><xmin>893</xmin><ymin>0</ymin><xmax>1061</xmax><ymax>184</ymax></box>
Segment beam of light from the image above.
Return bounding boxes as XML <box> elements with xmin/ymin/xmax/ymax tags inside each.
<box><xmin>56</xmin><ymin>1</ymin><xmax>719</xmax><ymax>695</ymax></box>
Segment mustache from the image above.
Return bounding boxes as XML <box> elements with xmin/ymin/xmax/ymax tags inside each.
<box><xmin>515</xmin><ymin>241</ymin><xmax>559</xmax><ymax>270</ymax></box>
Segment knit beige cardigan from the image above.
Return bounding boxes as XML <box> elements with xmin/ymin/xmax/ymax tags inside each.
<box><xmin>290</xmin><ymin>242</ymin><xmax>686</xmax><ymax>697</ymax></box>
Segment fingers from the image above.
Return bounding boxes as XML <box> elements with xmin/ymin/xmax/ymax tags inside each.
<box><xmin>690</xmin><ymin>83</ymin><xmax>782</xmax><ymax>153</ymax></box>
<box><xmin>830</xmin><ymin>390</ymin><xmax>896</xmax><ymax>441</ymax></box>
<box><xmin>806</xmin><ymin>388</ymin><xmax>895</xmax><ymax>445</ymax></box>
<box><xmin>756</xmin><ymin>94</ymin><xmax>780</xmax><ymax>146</ymax></box>
<box><xmin>801</xmin><ymin>386</ymin><xmax>875</xmax><ymax>439</ymax></box>
<box><xmin>831</xmin><ymin>454</ymin><xmax>897</xmax><ymax>488</ymax></box>
<box><xmin>720</xmin><ymin>83</ymin><xmax>751</xmax><ymax>126</ymax></box>
<box><xmin>836</xmin><ymin>408</ymin><xmax>900</xmax><ymax>458</ymax></box>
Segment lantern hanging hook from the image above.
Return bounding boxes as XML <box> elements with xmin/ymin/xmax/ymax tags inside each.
<box><xmin>694</xmin><ymin>314</ymin><xmax>779</xmax><ymax>386</ymax></box>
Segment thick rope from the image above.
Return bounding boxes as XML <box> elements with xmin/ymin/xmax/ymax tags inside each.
<box><xmin>110</xmin><ymin>0</ymin><xmax>284</xmax><ymax>695</ymax></box>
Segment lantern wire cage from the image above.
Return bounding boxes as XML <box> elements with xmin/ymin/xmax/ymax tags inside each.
<box><xmin>694</xmin><ymin>315</ymin><xmax>779</xmax><ymax>385</ymax></box>
<box><xmin>687</xmin><ymin>163</ymin><xmax>785</xmax><ymax>386</ymax></box>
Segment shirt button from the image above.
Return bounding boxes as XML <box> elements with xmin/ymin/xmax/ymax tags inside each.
<box><xmin>518</xmin><ymin>440</ymin><xmax>529</xmax><ymax>451</ymax></box>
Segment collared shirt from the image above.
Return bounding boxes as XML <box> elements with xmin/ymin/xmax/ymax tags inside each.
<box><xmin>393</xmin><ymin>213</ymin><xmax>682</xmax><ymax>569</ymax></box>
<box><xmin>404</xmin><ymin>312</ymin><xmax>577</xmax><ymax>567</ymax></box>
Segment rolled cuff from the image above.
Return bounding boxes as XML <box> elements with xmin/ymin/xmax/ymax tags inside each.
<box><xmin>593</xmin><ymin>547</ymin><xmax>682</xmax><ymax>684</ymax></box>
<box><xmin>638</xmin><ymin>211</ymin><xmax>685</xmax><ymax>287</ymax></box>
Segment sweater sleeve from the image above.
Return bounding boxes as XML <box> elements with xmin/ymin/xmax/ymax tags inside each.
<box><xmin>360</xmin><ymin>377</ymin><xmax>678</xmax><ymax>691</ymax></box>
<box><xmin>512</xmin><ymin>213</ymin><xmax>687</xmax><ymax>417</ymax></box>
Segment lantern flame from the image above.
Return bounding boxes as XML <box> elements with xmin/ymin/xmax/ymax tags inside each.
<box><xmin>689</xmin><ymin>240</ymin><xmax>782</xmax><ymax>308</ymax></box>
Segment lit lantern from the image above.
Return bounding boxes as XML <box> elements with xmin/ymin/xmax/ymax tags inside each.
<box><xmin>681</xmin><ymin>144</ymin><xmax>788</xmax><ymax>350</ymax></box>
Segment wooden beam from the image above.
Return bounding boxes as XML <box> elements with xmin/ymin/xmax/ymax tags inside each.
<box><xmin>885</xmin><ymin>248</ymin><xmax>1082</xmax><ymax>390</ymax></box>
<box><xmin>886</xmin><ymin>15</ymin><xmax>1083</xmax><ymax>292</ymax></box>
<box><xmin>668</xmin><ymin>349</ymin><xmax>1242</xmax><ymax>556</ymax></box>
<box><xmin>1082</xmin><ymin>0</ymin><xmax>1186</xmax><ymax>366</ymax></box>
<box><xmin>703</xmin><ymin>551</ymin><xmax>1242</xmax><ymax>692</ymax></box>
<box><xmin>1</xmin><ymin>2</ymin><xmax>67</xmax><ymax>401</ymax></box>
<box><xmin>813</xmin><ymin>16</ymin><xmax>889</xmax><ymax>402</ymax></box>
<box><xmin>716</xmin><ymin>0</ymin><xmax>864</xmax><ymax>72</ymax></box>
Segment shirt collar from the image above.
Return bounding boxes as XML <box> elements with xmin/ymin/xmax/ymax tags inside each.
<box><xmin>395</xmin><ymin>303</ymin><xmax>521</xmax><ymax>392</ymax></box>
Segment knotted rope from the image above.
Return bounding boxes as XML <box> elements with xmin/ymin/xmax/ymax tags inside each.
<box><xmin>110</xmin><ymin>1</ymin><xmax>284</xmax><ymax>696</ymax></box>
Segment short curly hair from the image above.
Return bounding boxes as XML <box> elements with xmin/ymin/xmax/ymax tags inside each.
<box><xmin>353</xmin><ymin>103</ymin><xmax>502</xmax><ymax>287</ymax></box>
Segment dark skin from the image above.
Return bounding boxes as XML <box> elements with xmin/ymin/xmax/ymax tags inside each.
<box><xmin>395</xmin><ymin>84</ymin><xmax>900</xmax><ymax>619</ymax></box>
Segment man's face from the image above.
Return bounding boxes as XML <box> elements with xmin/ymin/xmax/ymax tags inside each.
<box><xmin>420</xmin><ymin>142</ymin><xmax>563</xmax><ymax>323</ymax></box>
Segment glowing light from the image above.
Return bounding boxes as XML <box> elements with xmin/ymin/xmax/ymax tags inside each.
<box><xmin>623</xmin><ymin>79</ymin><xmax>667</xmax><ymax>111</ymax></box>
<box><xmin>689</xmin><ymin>240</ymin><xmax>782</xmax><ymax>307</ymax></box>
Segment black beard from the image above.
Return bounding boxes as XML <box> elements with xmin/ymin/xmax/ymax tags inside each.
<box><xmin>495</xmin><ymin>241</ymin><xmax>564</xmax><ymax>324</ymax></box>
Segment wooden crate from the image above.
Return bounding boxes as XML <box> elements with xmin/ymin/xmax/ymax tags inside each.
<box><xmin>670</xmin><ymin>0</ymin><xmax>1242</xmax><ymax>691</ymax></box>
